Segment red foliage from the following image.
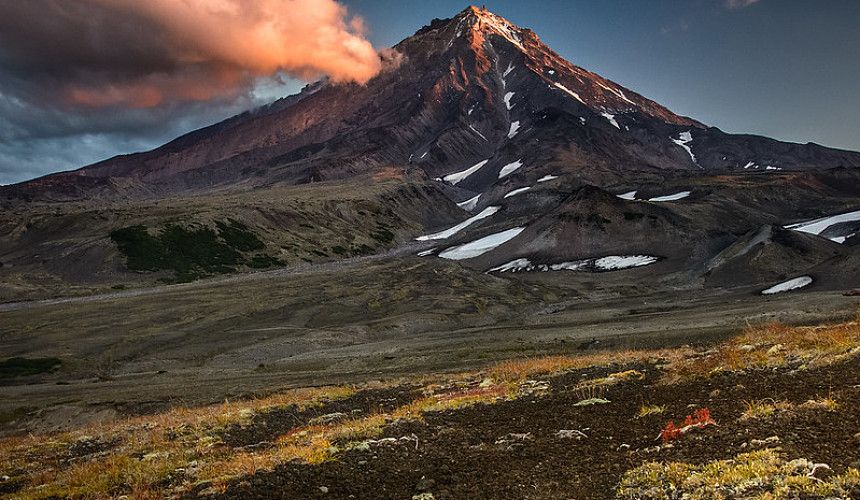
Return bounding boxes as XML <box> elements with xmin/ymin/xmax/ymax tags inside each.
<box><xmin>659</xmin><ymin>408</ymin><xmax>716</xmax><ymax>443</ymax></box>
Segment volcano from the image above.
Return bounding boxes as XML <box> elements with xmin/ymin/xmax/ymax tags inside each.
<box><xmin>1</xmin><ymin>6</ymin><xmax>859</xmax><ymax>299</ymax></box>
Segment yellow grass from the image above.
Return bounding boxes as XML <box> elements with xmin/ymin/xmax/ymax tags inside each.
<box><xmin>637</xmin><ymin>404</ymin><xmax>667</xmax><ymax>418</ymax></box>
<box><xmin>619</xmin><ymin>449</ymin><xmax>860</xmax><ymax>499</ymax></box>
<box><xmin>663</xmin><ymin>313</ymin><xmax>860</xmax><ymax>382</ymax></box>
<box><xmin>741</xmin><ymin>400</ymin><xmax>794</xmax><ymax>420</ymax></box>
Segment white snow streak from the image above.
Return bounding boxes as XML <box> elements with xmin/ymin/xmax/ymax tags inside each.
<box><xmin>617</xmin><ymin>191</ymin><xmax>637</xmax><ymax>200</ymax></box>
<box><xmin>468</xmin><ymin>124</ymin><xmax>488</xmax><ymax>141</ymax></box>
<box><xmin>416</xmin><ymin>206</ymin><xmax>500</xmax><ymax>241</ymax></box>
<box><xmin>761</xmin><ymin>276</ymin><xmax>813</xmax><ymax>295</ymax></box>
<box><xmin>489</xmin><ymin>258</ymin><xmax>533</xmax><ymax>272</ymax></box>
<box><xmin>553</xmin><ymin>83</ymin><xmax>585</xmax><ymax>104</ymax></box>
<box><xmin>416</xmin><ymin>248</ymin><xmax>436</xmax><ymax>257</ymax></box>
<box><xmin>649</xmin><ymin>191</ymin><xmax>691</xmax><ymax>202</ymax></box>
<box><xmin>537</xmin><ymin>174</ymin><xmax>558</xmax><ymax>183</ymax></box>
<box><xmin>504</xmin><ymin>186</ymin><xmax>531</xmax><ymax>198</ymax></box>
<box><xmin>438</xmin><ymin>227</ymin><xmax>525</xmax><ymax>260</ymax></box>
<box><xmin>598</xmin><ymin>82</ymin><xmax>635</xmax><ymax>105</ymax></box>
<box><xmin>443</xmin><ymin>159</ymin><xmax>490</xmax><ymax>185</ymax></box>
<box><xmin>671</xmin><ymin>131</ymin><xmax>698</xmax><ymax>166</ymax></box>
<box><xmin>503</xmin><ymin>62</ymin><xmax>514</xmax><ymax>77</ymax></box>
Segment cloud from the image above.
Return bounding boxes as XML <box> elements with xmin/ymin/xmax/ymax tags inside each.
<box><xmin>725</xmin><ymin>0</ymin><xmax>761</xmax><ymax>9</ymax></box>
<box><xmin>0</xmin><ymin>0</ymin><xmax>380</xmax><ymax>184</ymax></box>
<box><xmin>0</xmin><ymin>0</ymin><xmax>382</xmax><ymax>110</ymax></box>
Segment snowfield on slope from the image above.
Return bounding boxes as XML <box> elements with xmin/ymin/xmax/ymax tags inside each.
<box><xmin>416</xmin><ymin>206</ymin><xmax>500</xmax><ymax>241</ymax></box>
<box><xmin>785</xmin><ymin>210</ymin><xmax>860</xmax><ymax>243</ymax></box>
<box><xmin>761</xmin><ymin>276</ymin><xmax>813</xmax><ymax>295</ymax></box>
<box><xmin>457</xmin><ymin>194</ymin><xmax>481</xmax><ymax>211</ymax></box>
<box><xmin>594</xmin><ymin>255</ymin><xmax>658</xmax><ymax>270</ymax></box>
<box><xmin>649</xmin><ymin>191</ymin><xmax>691</xmax><ymax>202</ymax></box>
<box><xmin>498</xmin><ymin>159</ymin><xmax>523</xmax><ymax>178</ymax></box>
<box><xmin>437</xmin><ymin>227</ymin><xmax>525</xmax><ymax>260</ymax></box>
<box><xmin>443</xmin><ymin>160</ymin><xmax>489</xmax><ymax>185</ymax></box>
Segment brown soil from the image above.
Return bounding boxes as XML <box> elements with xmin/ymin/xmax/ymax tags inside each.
<box><xmin>219</xmin><ymin>386</ymin><xmax>420</xmax><ymax>448</ymax></box>
<box><xmin>194</xmin><ymin>357</ymin><xmax>860</xmax><ymax>499</ymax></box>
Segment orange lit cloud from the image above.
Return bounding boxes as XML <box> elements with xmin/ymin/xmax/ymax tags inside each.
<box><xmin>2</xmin><ymin>0</ymin><xmax>383</xmax><ymax>109</ymax></box>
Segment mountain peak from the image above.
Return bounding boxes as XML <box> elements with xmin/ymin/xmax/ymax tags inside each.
<box><xmin>454</xmin><ymin>5</ymin><xmax>528</xmax><ymax>48</ymax></box>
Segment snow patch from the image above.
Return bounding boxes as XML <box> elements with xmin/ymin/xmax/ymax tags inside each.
<box><xmin>508</xmin><ymin>121</ymin><xmax>521</xmax><ymax>139</ymax></box>
<box><xmin>504</xmin><ymin>92</ymin><xmax>515</xmax><ymax>110</ymax></box>
<box><xmin>443</xmin><ymin>159</ymin><xmax>490</xmax><ymax>185</ymax></box>
<box><xmin>438</xmin><ymin>227</ymin><xmax>525</xmax><ymax>260</ymax></box>
<box><xmin>743</xmin><ymin>161</ymin><xmax>756</xmax><ymax>169</ymax></box>
<box><xmin>504</xmin><ymin>187</ymin><xmax>531</xmax><ymax>198</ymax></box>
<box><xmin>617</xmin><ymin>191</ymin><xmax>637</xmax><ymax>200</ymax></box>
<box><xmin>416</xmin><ymin>206</ymin><xmax>500</xmax><ymax>241</ymax></box>
<box><xmin>537</xmin><ymin>174</ymin><xmax>558</xmax><ymax>183</ymax></box>
<box><xmin>503</xmin><ymin>62</ymin><xmax>514</xmax><ymax>77</ymax></box>
<box><xmin>456</xmin><ymin>194</ymin><xmax>481</xmax><ymax>211</ymax></box>
<box><xmin>601</xmin><ymin>112</ymin><xmax>620</xmax><ymax>129</ymax></box>
<box><xmin>649</xmin><ymin>191</ymin><xmax>691</xmax><ymax>202</ymax></box>
<box><xmin>553</xmin><ymin>83</ymin><xmax>585</xmax><ymax>104</ymax></box>
<box><xmin>417</xmin><ymin>248</ymin><xmax>436</xmax><ymax>257</ymax></box>
<box><xmin>498</xmin><ymin>159</ymin><xmax>523</xmax><ymax>178</ymax></box>
<box><xmin>761</xmin><ymin>276</ymin><xmax>813</xmax><ymax>295</ymax></box>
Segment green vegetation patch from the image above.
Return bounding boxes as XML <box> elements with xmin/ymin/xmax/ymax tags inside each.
<box><xmin>0</xmin><ymin>357</ymin><xmax>62</xmax><ymax>378</ymax></box>
<box><xmin>215</xmin><ymin>220</ymin><xmax>265</xmax><ymax>252</ymax></box>
<box><xmin>110</xmin><ymin>222</ymin><xmax>279</xmax><ymax>282</ymax></box>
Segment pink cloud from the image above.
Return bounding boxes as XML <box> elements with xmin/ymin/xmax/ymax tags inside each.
<box><xmin>1</xmin><ymin>0</ymin><xmax>384</xmax><ymax>109</ymax></box>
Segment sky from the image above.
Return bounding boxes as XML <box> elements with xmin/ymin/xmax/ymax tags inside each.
<box><xmin>1</xmin><ymin>0</ymin><xmax>858</xmax><ymax>185</ymax></box>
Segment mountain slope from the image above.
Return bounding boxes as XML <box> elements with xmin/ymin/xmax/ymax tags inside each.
<box><xmin>3</xmin><ymin>6</ymin><xmax>859</xmax><ymax>202</ymax></box>
<box><xmin>1</xmin><ymin>6</ymin><xmax>858</xmax><ymax>301</ymax></box>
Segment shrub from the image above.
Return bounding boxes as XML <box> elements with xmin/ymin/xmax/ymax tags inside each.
<box><xmin>659</xmin><ymin>408</ymin><xmax>715</xmax><ymax>443</ymax></box>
